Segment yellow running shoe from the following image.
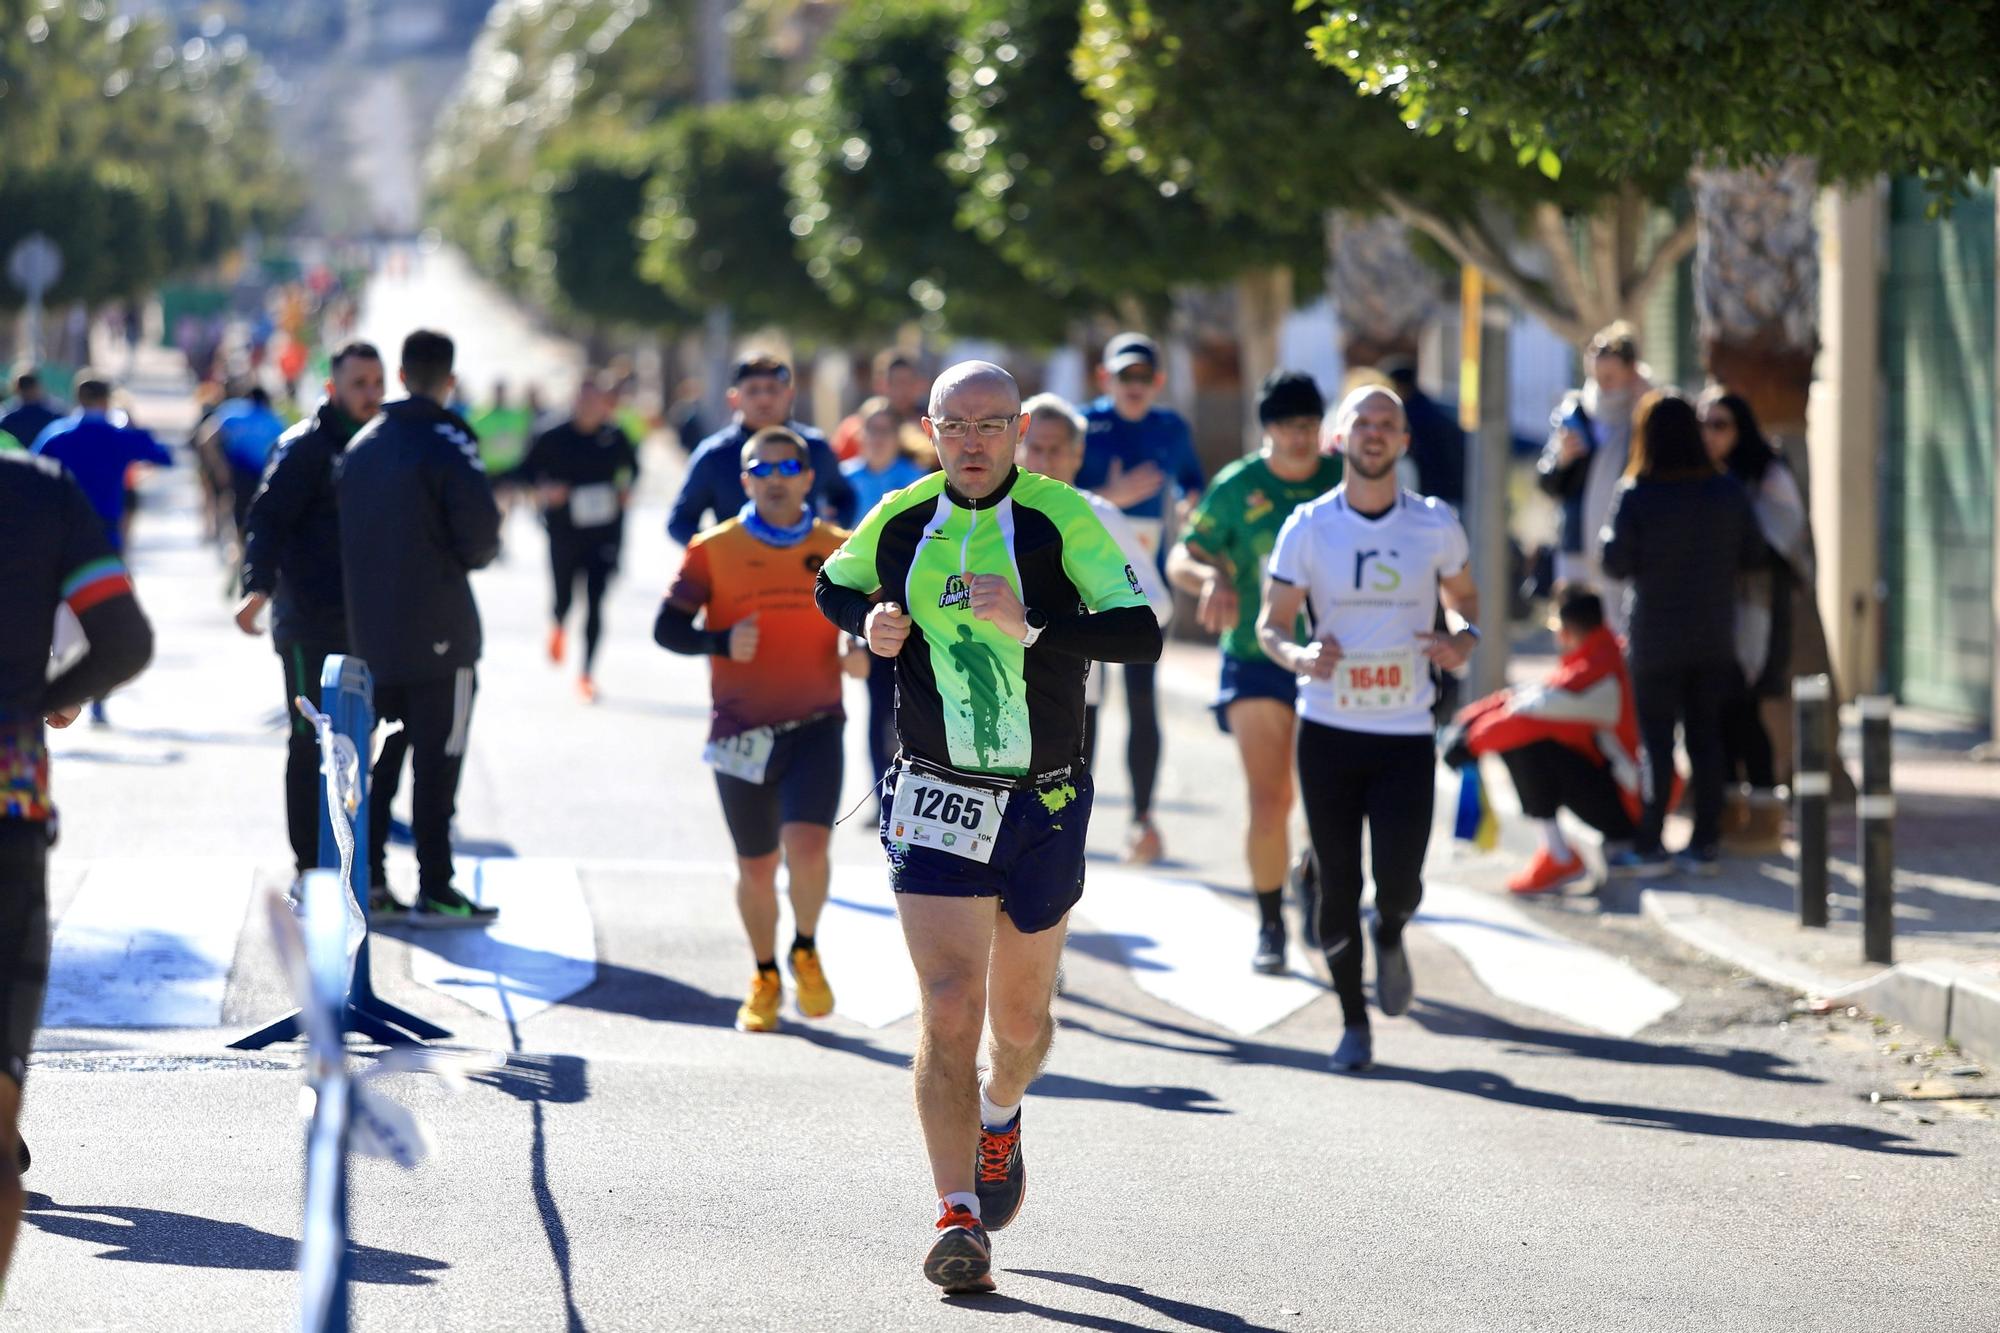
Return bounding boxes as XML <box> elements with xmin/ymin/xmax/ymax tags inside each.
<box><xmin>789</xmin><ymin>945</ymin><xmax>834</xmax><ymax>1019</ymax></box>
<box><xmin>737</xmin><ymin>971</ymin><xmax>782</xmax><ymax>1033</ymax></box>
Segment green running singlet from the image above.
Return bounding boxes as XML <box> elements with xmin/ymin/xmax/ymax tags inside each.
<box><xmin>819</xmin><ymin>466</ymin><xmax>1148</xmax><ymax>778</ymax></box>
<box><xmin>1181</xmin><ymin>452</ymin><xmax>1342</xmax><ymax>665</ymax></box>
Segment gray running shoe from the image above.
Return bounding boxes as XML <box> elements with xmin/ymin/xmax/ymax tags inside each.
<box><xmin>1330</xmin><ymin>1026</ymin><xmax>1374</xmax><ymax>1073</ymax></box>
<box><xmin>1375</xmin><ymin>938</ymin><xmax>1414</xmax><ymax>1017</ymax></box>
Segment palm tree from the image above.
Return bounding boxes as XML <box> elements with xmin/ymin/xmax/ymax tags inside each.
<box><xmin>1693</xmin><ymin>159</ymin><xmax>1819</xmax><ymax>442</ymax></box>
<box><xmin>1328</xmin><ymin>213</ymin><xmax>1441</xmax><ymax>368</ymax></box>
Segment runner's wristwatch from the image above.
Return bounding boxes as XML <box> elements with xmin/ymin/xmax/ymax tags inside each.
<box><xmin>1019</xmin><ymin>608</ymin><xmax>1048</xmax><ymax>648</ymax></box>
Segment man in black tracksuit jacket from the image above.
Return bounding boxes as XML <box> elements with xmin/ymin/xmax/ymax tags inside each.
<box><xmin>235</xmin><ymin>342</ymin><xmax>385</xmax><ymax>880</ymax></box>
<box><xmin>336</xmin><ymin>330</ymin><xmax>502</xmax><ymax>926</ymax></box>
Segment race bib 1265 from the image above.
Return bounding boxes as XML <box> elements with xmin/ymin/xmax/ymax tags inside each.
<box><xmin>888</xmin><ymin>767</ymin><xmax>1006</xmax><ymax>863</ymax></box>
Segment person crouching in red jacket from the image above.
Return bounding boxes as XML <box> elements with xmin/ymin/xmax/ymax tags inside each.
<box><xmin>1447</xmin><ymin>586</ymin><xmax>1643</xmax><ymax>894</ymax></box>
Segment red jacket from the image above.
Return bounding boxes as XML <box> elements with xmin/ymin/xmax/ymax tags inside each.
<box><xmin>1457</xmin><ymin>626</ymin><xmax>1644</xmax><ymax>822</ymax></box>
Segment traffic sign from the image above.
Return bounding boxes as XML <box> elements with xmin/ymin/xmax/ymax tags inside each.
<box><xmin>6</xmin><ymin>232</ymin><xmax>61</xmax><ymax>297</ymax></box>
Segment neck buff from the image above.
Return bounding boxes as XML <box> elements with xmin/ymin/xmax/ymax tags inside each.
<box><xmin>739</xmin><ymin>500</ymin><xmax>814</xmax><ymax>547</ymax></box>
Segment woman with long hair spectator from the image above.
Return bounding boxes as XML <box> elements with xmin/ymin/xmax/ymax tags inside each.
<box><xmin>1600</xmin><ymin>392</ymin><xmax>1764</xmax><ymax>876</ymax></box>
<box><xmin>1699</xmin><ymin>389</ymin><xmax>1812</xmax><ymax>848</ymax></box>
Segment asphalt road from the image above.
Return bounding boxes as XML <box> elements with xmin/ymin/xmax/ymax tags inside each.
<box><xmin>9</xmin><ymin>297</ymin><xmax>1994</xmax><ymax>1331</ymax></box>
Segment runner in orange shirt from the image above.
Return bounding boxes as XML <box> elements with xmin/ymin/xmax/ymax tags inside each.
<box><xmin>654</xmin><ymin>427</ymin><xmax>868</xmax><ymax>1031</ymax></box>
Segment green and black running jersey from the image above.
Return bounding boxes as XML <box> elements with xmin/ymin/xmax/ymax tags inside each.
<box><xmin>817</xmin><ymin>466</ymin><xmax>1152</xmax><ymax>779</ymax></box>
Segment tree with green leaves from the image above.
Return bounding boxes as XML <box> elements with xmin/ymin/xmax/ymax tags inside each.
<box><xmin>948</xmin><ymin>0</ymin><xmax>1319</xmax><ymax>320</ymax></box>
<box><xmin>1077</xmin><ymin>0</ymin><xmax>1694</xmax><ymax>350</ymax></box>
<box><xmin>429</xmin><ymin>0</ymin><xmax>705</xmax><ymax>301</ymax></box>
<box><xmin>1310</xmin><ymin>2</ymin><xmax>2000</xmax><ymax>198</ymax></box>
<box><xmin>787</xmin><ymin>0</ymin><xmax>1086</xmax><ymax>345</ymax></box>
<box><xmin>1307</xmin><ymin>2</ymin><xmax>2000</xmax><ymax>425</ymax></box>
<box><xmin>540</xmin><ymin>132</ymin><xmax>697</xmax><ymax>333</ymax></box>
<box><xmin>0</xmin><ymin>4</ymin><xmax>294</xmax><ymax>316</ymax></box>
<box><xmin>638</xmin><ymin>99</ymin><xmax>849</xmax><ymax>337</ymax></box>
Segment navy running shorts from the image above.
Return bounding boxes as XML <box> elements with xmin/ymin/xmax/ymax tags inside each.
<box><xmin>880</xmin><ymin>757</ymin><xmax>1091</xmax><ymax>935</ymax></box>
<box><xmin>713</xmin><ymin>714</ymin><xmax>845</xmax><ymax>858</ymax></box>
<box><xmin>1212</xmin><ymin>652</ymin><xmax>1299</xmax><ymax>733</ymax></box>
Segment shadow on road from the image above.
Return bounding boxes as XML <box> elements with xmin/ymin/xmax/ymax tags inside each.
<box><xmin>469</xmin><ymin>1052</ymin><xmax>590</xmax><ymax>1105</ymax></box>
<box><xmin>1362</xmin><ymin>1063</ymin><xmax>1953</xmax><ymax>1156</ymax></box>
<box><xmin>791</xmin><ymin>1027</ymin><xmax>1228</xmax><ymax>1115</ymax></box>
<box><xmin>1065</xmin><ymin>930</ymin><xmax>1172</xmax><ymax>973</ymax></box>
<box><xmin>1056</xmin><ymin>995</ymin><xmax>1323</xmax><ymax>1074</ymax></box>
<box><xmin>958</xmin><ymin>1269</ymin><xmax>1286</xmax><ymax>1331</ymax></box>
<box><xmin>22</xmin><ymin>1193</ymin><xmax>448</xmax><ymax>1284</ymax></box>
<box><xmin>1409</xmin><ymin>998</ymin><xmax>1822</xmax><ymax>1085</ymax></box>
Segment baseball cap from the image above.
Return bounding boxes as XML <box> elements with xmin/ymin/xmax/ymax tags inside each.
<box><xmin>1102</xmin><ymin>333</ymin><xmax>1160</xmax><ymax>375</ymax></box>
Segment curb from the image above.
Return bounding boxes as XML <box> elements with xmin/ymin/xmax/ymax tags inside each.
<box><xmin>1640</xmin><ymin>885</ymin><xmax>2000</xmax><ymax>1065</ymax></box>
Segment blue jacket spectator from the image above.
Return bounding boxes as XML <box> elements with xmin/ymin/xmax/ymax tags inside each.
<box><xmin>32</xmin><ymin>375</ymin><xmax>172</xmax><ymax>553</ymax></box>
<box><xmin>666</xmin><ymin>353</ymin><xmax>856</xmax><ymax>544</ymax></box>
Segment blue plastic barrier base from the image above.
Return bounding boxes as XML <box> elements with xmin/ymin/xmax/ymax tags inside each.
<box><xmin>231</xmin><ymin>996</ymin><xmax>451</xmax><ymax>1050</ymax></box>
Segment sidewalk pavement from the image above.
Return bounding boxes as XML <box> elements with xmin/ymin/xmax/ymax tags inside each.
<box><xmin>1636</xmin><ymin>734</ymin><xmax>1999</xmax><ymax>1065</ymax></box>
<box><xmin>1156</xmin><ymin>636</ymin><xmax>2000</xmax><ymax>1063</ymax></box>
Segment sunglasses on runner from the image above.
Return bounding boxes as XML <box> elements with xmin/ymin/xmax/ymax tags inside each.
<box><xmin>744</xmin><ymin>458</ymin><xmax>805</xmax><ymax>478</ymax></box>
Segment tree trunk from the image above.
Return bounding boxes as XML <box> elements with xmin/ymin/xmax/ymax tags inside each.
<box><xmin>1694</xmin><ymin>159</ymin><xmax>1820</xmax><ymax>443</ymax></box>
<box><xmin>1327</xmin><ymin>212</ymin><xmax>1439</xmax><ymax>370</ymax></box>
<box><xmin>1234</xmin><ymin>265</ymin><xmax>1292</xmax><ymax>452</ymax></box>
<box><xmin>1384</xmin><ymin>183</ymin><xmax>1697</xmax><ymax>353</ymax></box>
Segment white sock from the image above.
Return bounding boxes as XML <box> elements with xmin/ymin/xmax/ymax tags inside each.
<box><xmin>979</xmin><ymin>1081</ymin><xmax>1020</xmax><ymax>1130</ymax></box>
<box><xmin>1537</xmin><ymin>819</ymin><xmax>1572</xmax><ymax>860</ymax></box>
<box><xmin>940</xmin><ymin>1191</ymin><xmax>981</xmax><ymax>1221</ymax></box>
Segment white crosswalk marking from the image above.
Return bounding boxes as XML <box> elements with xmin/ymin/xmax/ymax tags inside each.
<box><xmin>37</xmin><ymin>856</ymin><xmax>1683</xmax><ymax>1041</ymax></box>
<box><xmin>44</xmin><ymin>857</ymin><xmax>258</xmax><ymax>1028</ymax></box>
<box><xmin>1075</xmin><ymin>867</ymin><xmax>1324</xmax><ymax>1037</ymax></box>
<box><xmin>1416</xmin><ymin>883</ymin><xmax>1681</xmax><ymax>1037</ymax></box>
<box><xmin>820</xmin><ymin>865</ymin><xmax>919</xmax><ymax>1028</ymax></box>
<box><xmin>402</xmin><ymin>857</ymin><xmax>596</xmax><ymax>1023</ymax></box>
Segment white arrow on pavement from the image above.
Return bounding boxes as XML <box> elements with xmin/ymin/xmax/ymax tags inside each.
<box><xmin>1075</xmin><ymin>866</ymin><xmax>1324</xmax><ymax>1037</ymax></box>
<box><xmin>45</xmin><ymin>858</ymin><xmax>258</xmax><ymax>1028</ymax></box>
<box><xmin>403</xmin><ymin>857</ymin><xmax>596</xmax><ymax>1024</ymax></box>
<box><xmin>1415</xmin><ymin>882</ymin><xmax>1680</xmax><ymax>1038</ymax></box>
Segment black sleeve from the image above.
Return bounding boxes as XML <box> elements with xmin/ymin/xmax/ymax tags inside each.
<box><xmin>496</xmin><ymin>431</ymin><xmax>549</xmax><ymax>491</ymax></box>
<box><xmin>440</xmin><ymin>445</ymin><xmax>503</xmax><ymax>571</ymax></box>
<box><xmin>813</xmin><ymin>439</ymin><xmax>859</xmax><ymax>528</ymax></box>
<box><xmin>43</xmin><ymin>595</ymin><xmax>154</xmax><ymax>714</ymax></box>
<box><xmin>1599</xmin><ymin>488</ymin><xmax>1637</xmax><ymax>580</ymax></box>
<box><xmin>239</xmin><ymin>434</ymin><xmax>317</xmax><ymax>596</ymax></box>
<box><xmin>653</xmin><ymin>600</ymin><xmax>730</xmax><ymax>656</ymax></box>
<box><xmin>1535</xmin><ymin>443</ymin><xmax>1587</xmax><ymax>499</ymax></box>
<box><xmin>1039</xmin><ymin>605</ymin><xmax>1163</xmax><ymax>664</ymax></box>
<box><xmin>815</xmin><ymin>567</ymin><xmax>875</xmax><ymax>638</ymax></box>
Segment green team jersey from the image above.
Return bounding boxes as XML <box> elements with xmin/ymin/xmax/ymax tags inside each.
<box><xmin>471</xmin><ymin>405</ymin><xmax>532</xmax><ymax>473</ymax></box>
<box><xmin>820</xmin><ymin>466</ymin><xmax>1149</xmax><ymax>778</ymax></box>
<box><xmin>1183</xmin><ymin>451</ymin><xmax>1342</xmax><ymax>663</ymax></box>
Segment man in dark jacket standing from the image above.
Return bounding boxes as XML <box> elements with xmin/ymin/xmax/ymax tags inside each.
<box><xmin>337</xmin><ymin>330</ymin><xmax>502</xmax><ymax>926</ymax></box>
<box><xmin>235</xmin><ymin>342</ymin><xmax>385</xmax><ymax>888</ymax></box>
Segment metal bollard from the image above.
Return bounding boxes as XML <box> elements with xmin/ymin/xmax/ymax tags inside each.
<box><xmin>1793</xmin><ymin>674</ymin><xmax>1831</xmax><ymax>928</ymax></box>
<box><xmin>1858</xmin><ymin>695</ymin><xmax>1895</xmax><ymax>964</ymax></box>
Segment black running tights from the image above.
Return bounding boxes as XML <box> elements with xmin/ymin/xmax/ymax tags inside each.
<box><xmin>1296</xmin><ymin>720</ymin><xmax>1436</xmax><ymax>1028</ymax></box>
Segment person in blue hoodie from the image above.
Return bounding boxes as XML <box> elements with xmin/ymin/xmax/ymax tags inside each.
<box><xmin>1073</xmin><ymin>332</ymin><xmax>1204</xmax><ymax>865</ymax></box>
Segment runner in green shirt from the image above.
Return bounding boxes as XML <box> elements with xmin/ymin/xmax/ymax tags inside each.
<box><xmin>1167</xmin><ymin>369</ymin><xmax>1341</xmax><ymax>974</ymax></box>
<box><xmin>815</xmin><ymin>360</ymin><xmax>1162</xmax><ymax>1295</ymax></box>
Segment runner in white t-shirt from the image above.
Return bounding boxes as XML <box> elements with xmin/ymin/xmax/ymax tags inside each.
<box><xmin>1257</xmin><ymin>386</ymin><xmax>1481</xmax><ymax>1073</ymax></box>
